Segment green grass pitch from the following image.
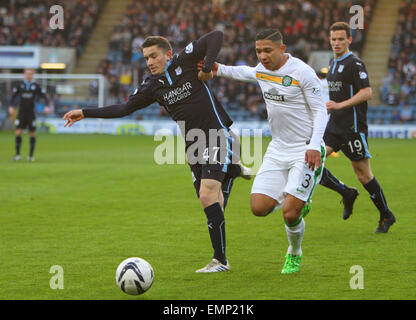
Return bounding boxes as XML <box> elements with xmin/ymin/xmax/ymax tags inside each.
<box><xmin>0</xmin><ymin>131</ymin><xmax>415</xmax><ymax>300</ymax></box>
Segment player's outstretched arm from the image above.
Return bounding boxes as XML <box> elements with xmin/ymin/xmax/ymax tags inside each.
<box><xmin>63</xmin><ymin>109</ymin><xmax>84</xmax><ymax>127</ymax></box>
<box><xmin>216</xmin><ymin>63</ymin><xmax>257</xmax><ymax>83</ymax></box>
<box><xmin>198</xmin><ymin>60</ymin><xmax>256</xmax><ymax>83</ymax></box>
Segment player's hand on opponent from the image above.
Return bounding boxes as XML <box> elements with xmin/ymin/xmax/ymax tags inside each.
<box><xmin>305</xmin><ymin>149</ymin><xmax>321</xmax><ymax>171</ymax></box>
<box><xmin>44</xmin><ymin>106</ymin><xmax>50</xmax><ymax>115</ymax></box>
<box><xmin>8</xmin><ymin>107</ymin><xmax>14</xmax><ymax>116</ymax></box>
<box><xmin>63</xmin><ymin>109</ymin><xmax>84</xmax><ymax>127</ymax></box>
<box><xmin>197</xmin><ymin>60</ymin><xmax>218</xmax><ymax>80</ymax></box>
<box><xmin>198</xmin><ymin>70</ymin><xmax>213</xmax><ymax>81</ymax></box>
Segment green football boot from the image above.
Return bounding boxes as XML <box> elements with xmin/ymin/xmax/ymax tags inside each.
<box><xmin>281</xmin><ymin>254</ymin><xmax>303</xmax><ymax>274</ymax></box>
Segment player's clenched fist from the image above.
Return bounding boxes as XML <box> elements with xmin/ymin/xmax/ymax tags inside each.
<box><xmin>197</xmin><ymin>60</ymin><xmax>218</xmax><ymax>80</ymax></box>
<box><xmin>63</xmin><ymin>109</ymin><xmax>84</xmax><ymax>127</ymax></box>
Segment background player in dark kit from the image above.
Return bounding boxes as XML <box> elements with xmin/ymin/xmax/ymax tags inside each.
<box><xmin>63</xmin><ymin>30</ymin><xmax>252</xmax><ymax>272</ymax></box>
<box><xmin>9</xmin><ymin>68</ymin><xmax>50</xmax><ymax>162</ymax></box>
<box><xmin>320</xmin><ymin>22</ymin><xmax>396</xmax><ymax>233</ymax></box>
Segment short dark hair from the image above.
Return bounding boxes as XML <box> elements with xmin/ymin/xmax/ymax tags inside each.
<box><xmin>255</xmin><ymin>29</ymin><xmax>283</xmax><ymax>43</ymax></box>
<box><xmin>141</xmin><ymin>36</ymin><xmax>172</xmax><ymax>52</ymax></box>
<box><xmin>329</xmin><ymin>21</ymin><xmax>351</xmax><ymax>38</ymax></box>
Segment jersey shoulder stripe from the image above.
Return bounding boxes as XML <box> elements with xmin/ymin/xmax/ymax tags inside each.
<box><xmin>256</xmin><ymin>71</ymin><xmax>300</xmax><ymax>87</ymax></box>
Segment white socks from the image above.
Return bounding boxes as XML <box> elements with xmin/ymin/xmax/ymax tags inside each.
<box><xmin>285</xmin><ymin>218</ymin><xmax>305</xmax><ymax>256</ymax></box>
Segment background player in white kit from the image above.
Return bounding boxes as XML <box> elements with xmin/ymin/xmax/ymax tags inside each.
<box><xmin>207</xmin><ymin>29</ymin><xmax>328</xmax><ymax>274</ymax></box>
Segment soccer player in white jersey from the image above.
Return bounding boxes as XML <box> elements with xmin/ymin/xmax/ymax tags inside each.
<box><xmin>209</xmin><ymin>29</ymin><xmax>328</xmax><ymax>274</ymax></box>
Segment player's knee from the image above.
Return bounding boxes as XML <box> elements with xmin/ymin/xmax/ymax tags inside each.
<box><xmin>250</xmin><ymin>204</ymin><xmax>269</xmax><ymax>217</ymax></box>
<box><xmin>282</xmin><ymin>205</ymin><xmax>302</xmax><ymax>225</ymax></box>
<box><xmin>199</xmin><ymin>189</ymin><xmax>218</xmax><ymax>208</ymax></box>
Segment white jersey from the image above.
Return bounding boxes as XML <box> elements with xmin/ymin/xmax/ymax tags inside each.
<box><xmin>320</xmin><ymin>78</ymin><xmax>330</xmax><ymax>103</ymax></box>
<box><xmin>217</xmin><ymin>54</ymin><xmax>328</xmax><ymax>154</ymax></box>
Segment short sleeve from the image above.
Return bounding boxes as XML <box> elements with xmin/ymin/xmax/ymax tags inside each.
<box><xmin>351</xmin><ymin>59</ymin><xmax>370</xmax><ymax>90</ymax></box>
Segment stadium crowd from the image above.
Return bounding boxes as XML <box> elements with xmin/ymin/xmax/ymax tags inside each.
<box><xmin>2</xmin><ymin>0</ymin><xmax>414</xmax><ymax>124</ymax></box>
<box><xmin>98</xmin><ymin>0</ymin><xmax>377</xmax><ymax>120</ymax></box>
<box><xmin>380</xmin><ymin>0</ymin><xmax>416</xmax><ymax>113</ymax></box>
<box><xmin>0</xmin><ymin>0</ymin><xmax>104</xmax><ymax>57</ymax></box>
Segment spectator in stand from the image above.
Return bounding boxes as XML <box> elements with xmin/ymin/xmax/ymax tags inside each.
<box><xmin>399</xmin><ymin>102</ymin><xmax>414</xmax><ymax>123</ymax></box>
<box><xmin>380</xmin><ymin>71</ymin><xmax>393</xmax><ymax>102</ymax></box>
<box><xmin>0</xmin><ymin>0</ymin><xmax>100</xmax><ymax>56</ymax></box>
<box><xmin>384</xmin><ymin>0</ymin><xmax>416</xmax><ymax>105</ymax></box>
<box><xmin>390</xmin><ymin>109</ymin><xmax>401</xmax><ymax>124</ymax></box>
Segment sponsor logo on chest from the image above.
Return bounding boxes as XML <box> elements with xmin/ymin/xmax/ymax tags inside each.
<box><xmin>328</xmin><ymin>80</ymin><xmax>343</xmax><ymax>92</ymax></box>
<box><xmin>264</xmin><ymin>88</ymin><xmax>285</xmax><ymax>102</ymax></box>
<box><xmin>21</xmin><ymin>92</ymin><xmax>34</xmax><ymax>99</ymax></box>
<box><xmin>162</xmin><ymin>81</ymin><xmax>193</xmax><ymax>105</ymax></box>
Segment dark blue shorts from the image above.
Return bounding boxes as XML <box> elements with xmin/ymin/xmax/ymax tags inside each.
<box><xmin>324</xmin><ymin>130</ymin><xmax>372</xmax><ymax>161</ymax></box>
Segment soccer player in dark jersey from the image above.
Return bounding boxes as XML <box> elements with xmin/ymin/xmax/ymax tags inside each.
<box><xmin>319</xmin><ymin>22</ymin><xmax>396</xmax><ymax>233</ymax></box>
<box><xmin>63</xmin><ymin>30</ymin><xmax>252</xmax><ymax>272</ymax></box>
<box><xmin>9</xmin><ymin>68</ymin><xmax>50</xmax><ymax>162</ymax></box>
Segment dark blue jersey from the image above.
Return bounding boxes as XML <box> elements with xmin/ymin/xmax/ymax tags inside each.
<box><xmin>83</xmin><ymin>30</ymin><xmax>232</xmax><ymax>148</ymax></box>
<box><xmin>10</xmin><ymin>81</ymin><xmax>49</xmax><ymax>119</ymax></box>
<box><xmin>326</xmin><ymin>52</ymin><xmax>370</xmax><ymax>134</ymax></box>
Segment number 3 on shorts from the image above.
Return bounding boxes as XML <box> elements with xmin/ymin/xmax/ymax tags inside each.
<box><xmin>301</xmin><ymin>173</ymin><xmax>312</xmax><ymax>189</ymax></box>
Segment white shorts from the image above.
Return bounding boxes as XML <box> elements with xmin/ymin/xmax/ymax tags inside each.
<box><xmin>251</xmin><ymin>146</ymin><xmax>325</xmax><ymax>205</ymax></box>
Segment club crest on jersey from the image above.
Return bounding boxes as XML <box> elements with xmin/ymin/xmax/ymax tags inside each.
<box><xmin>282</xmin><ymin>76</ymin><xmax>293</xmax><ymax>87</ymax></box>
<box><xmin>338</xmin><ymin>65</ymin><xmax>344</xmax><ymax>73</ymax></box>
<box><xmin>185</xmin><ymin>43</ymin><xmax>193</xmax><ymax>54</ymax></box>
<box><xmin>359</xmin><ymin>71</ymin><xmax>367</xmax><ymax>79</ymax></box>
<box><xmin>175</xmin><ymin>66</ymin><xmax>182</xmax><ymax>76</ymax></box>
<box><xmin>264</xmin><ymin>88</ymin><xmax>285</xmax><ymax>102</ymax></box>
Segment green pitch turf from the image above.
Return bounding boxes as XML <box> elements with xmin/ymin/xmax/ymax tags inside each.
<box><xmin>0</xmin><ymin>132</ymin><xmax>415</xmax><ymax>300</ymax></box>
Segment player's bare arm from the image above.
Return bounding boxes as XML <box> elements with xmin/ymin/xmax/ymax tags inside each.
<box><xmin>326</xmin><ymin>87</ymin><xmax>372</xmax><ymax>111</ymax></box>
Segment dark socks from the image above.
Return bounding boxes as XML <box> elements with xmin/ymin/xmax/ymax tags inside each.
<box><xmin>363</xmin><ymin>177</ymin><xmax>389</xmax><ymax>215</ymax></box>
<box><xmin>15</xmin><ymin>136</ymin><xmax>22</xmax><ymax>155</ymax></box>
<box><xmin>204</xmin><ymin>202</ymin><xmax>226</xmax><ymax>265</ymax></box>
<box><xmin>29</xmin><ymin>136</ymin><xmax>36</xmax><ymax>157</ymax></box>
<box><xmin>319</xmin><ymin>167</ymin><xmax>349</xmax><ymax>195</ymax></box>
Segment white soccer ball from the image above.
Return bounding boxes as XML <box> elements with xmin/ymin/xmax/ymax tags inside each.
<box><xmin>115</xmin><ymin>257</ymin><xmax>154</xmax><ymax>295</ymax></box>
